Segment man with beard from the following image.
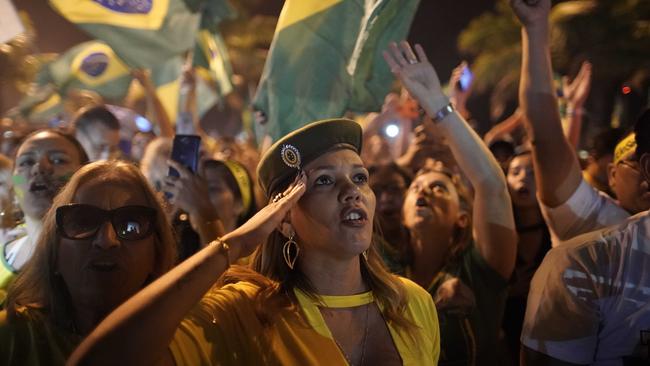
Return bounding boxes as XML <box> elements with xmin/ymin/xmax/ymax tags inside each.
<box><xmin>0</xmin><ymin>130</ymin><xmax>88</xmax><ymax>304</ymax></box>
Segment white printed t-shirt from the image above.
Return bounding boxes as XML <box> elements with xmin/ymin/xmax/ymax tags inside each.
<box><xmin>522</xmin><ymin>211</ymin><xmax>650</xmax><ymax>364</ymax></box>
<box><xmin>540</xmin><ymin>178</ymin><xmax>630</xmax><ymax>245</ymax></box>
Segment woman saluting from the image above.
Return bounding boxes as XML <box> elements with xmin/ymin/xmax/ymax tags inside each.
<box><xmin>69</xmin><ymin>118</ymin><xmax>440</xmax><ymax>365</ymax></box>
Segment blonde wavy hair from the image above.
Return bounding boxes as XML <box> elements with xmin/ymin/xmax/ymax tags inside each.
<box><xmin>221</xmin><ymin>161</ymin><xmax>418</xmax><ymax>336</ymax></box>
<box><xmin>5</xmin><ymin>161</ymin><xmax>177</xmax><ymax>330</ymax></box>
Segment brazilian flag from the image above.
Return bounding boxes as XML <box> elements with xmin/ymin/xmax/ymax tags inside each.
<box><xmin>49</xmin><ymin>0</ymin><xmax>200</xmax><ymax>68</ymax></box>
<box><xmin>42</xmin><ymin>41</ymin><xmax>133</xmax><ymax>101</ymax></box>
<box><xmin>191</xmin><ymin>0</ymin><xmax>235</xmax><ymax>99</ymax></box>
<box><xmin>253</xmin><ymin>0</ymin><xmax>420</xmax><ymax>141</ymax></box>
<box><xmin>193</xmin><ymin>30</ymin><xmax>233</xmax><ymax>98</ymax></box>
<box><xmin>16</xmin><ymin>86</ymin><xmax>64</xmax><ymax>123</ymax></box>
<box><xmin>150</xmin><ymin>56</ymin><xmax>184</xmax><ymax>123</ymax></box>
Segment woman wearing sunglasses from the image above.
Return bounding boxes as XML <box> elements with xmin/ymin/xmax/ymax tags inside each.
<box><xmin>1</xmin><ymin>160</ymin><xmax>176</xmax><ymax>364</ymax></box>
<box><xmin>69</xmin><ymin>118</ymin><xmax>440</xmax><ymax>365</ymax></box>
<box><xmin>0</xmin><ymin>130</ymin><xmax>89</xmax><ymax>305</ymax></box>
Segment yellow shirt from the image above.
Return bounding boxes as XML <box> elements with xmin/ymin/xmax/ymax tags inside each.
<box><xmin>0</xmin><ymin>308</ymin><xmax>81</xmax><ymax>366</ymax></box>
<box><xmin>170</xmin><ymin>277</ymin><xmax>440</xmax><ymax>365</ymax></box>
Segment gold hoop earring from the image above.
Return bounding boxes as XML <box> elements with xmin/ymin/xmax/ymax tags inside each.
<box><xmin>283</xmin><ymin>234</ymin><xmax>300</xmax><ymax>270</ymax></box>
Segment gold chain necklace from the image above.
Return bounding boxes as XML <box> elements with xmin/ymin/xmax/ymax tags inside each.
<box><xmin>331</xmin><ymin>303</ymin><xmax>370</xmax><ymax>366</ymax></box>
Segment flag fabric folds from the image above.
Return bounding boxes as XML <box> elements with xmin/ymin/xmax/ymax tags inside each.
<box><xmin>150</xmin><ymin>56</ymin><xmax>184</xmax><ymax>122</ymax></box>
<box><xmin>49</xmin><ymin>0</ymin><xmax>200</xmax><ymax>68</ymax></box>
<box><xmin>193</xmin><ymin>30</ymin><xmax>233</xmax><ymax>98</ymax></box>
<box><xmin>16</xmin><ymin>85</ymin><xmax>64</xmax><ymax>123</ymax></box>
<box><xmin>252</xmin><ymin>0</ymin><xmax>420</xmax><ymax>141</ymax></box>
<box><xmin>178</xmin><ymin>73</ymin><xmax>219</xmax><ymax>119</ymax></box>
<box><xmin>42</xmin><ymin>40</ymin><xmax>133</xmax><ymax>100</ymax></box>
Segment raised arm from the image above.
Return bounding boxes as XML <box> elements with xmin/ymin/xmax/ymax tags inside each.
<box><xmin>384</xmin><ymin>42</ymin><xmax>516</xmax><ymax>279</ymax></box>
<box><xmin>483</xmin><ymin>109</ymin><xmax>524</xmax><ymax>146</ymax></box>
<box><xmin>68</xmin><ymin>176</ymin><xmax>306</xmax><ymax>366</ymax></box>
<box><xmin>561</xmin><ymin>61</ymin><xmax>592</xmax><ymax>149</ymax></box>
<box><xmin>448</xmin><ymin>61</ymin><xmax>472</xmax><ymax>120</ymax></box>
<box><xmin>132</xmin><ymin>69</ymin><xmax>175</xmax><ymax>138</ymax></box>
<box><xmin>163</xmin><ymin>160</ymin><xmax>225</xmax><ymax>245</ymax></box>
<box><xmin>512</xmin><ymin>0</ymin><xmax>582</xmax><ymax>208</ymax></box>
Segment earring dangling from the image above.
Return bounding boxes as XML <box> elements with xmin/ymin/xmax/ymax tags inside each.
<box><xmin>283</xmin><ymin>234</ymin><xmax>300</xmax><ymax>270</ymax></box>
<box><xmin>362</xmin><ymin>249</ymin><xmax>369</xmax><ymax>261</ymax></box>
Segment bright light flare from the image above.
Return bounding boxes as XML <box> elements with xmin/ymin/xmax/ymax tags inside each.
<box><xmin>385</xmin><ymin>123</ymin><xmax>400</xmax><ymax>138</ymax></box>
<box><xmin>135</xmin><ymin>115</ymin><xmax>152</xmax><ymax>132</ymax></box>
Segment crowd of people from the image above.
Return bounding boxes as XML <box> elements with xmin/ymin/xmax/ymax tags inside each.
<box><xmin>0</xmin><ymin>0</ymin><xmax>648</xmax><ymax>365</ymax></box>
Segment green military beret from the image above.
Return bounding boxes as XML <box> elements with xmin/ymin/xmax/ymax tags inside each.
<box><xmin>257</xmin><ymin>118</ymin><xmax>363</xmax><ymax>197</ymax></box>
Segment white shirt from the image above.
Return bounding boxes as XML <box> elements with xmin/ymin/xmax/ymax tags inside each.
<box><xmin>522</xmin><ymin>211</ymin><xmax>650</xmax><ymax>364</ymax></box>
<box><xmin>540</xmin><ymin>178</ymin><xmax>630</xmax><ymax>246</ymax></box>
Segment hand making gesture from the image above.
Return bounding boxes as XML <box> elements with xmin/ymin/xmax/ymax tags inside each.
<box><xmin>382</xmin><ymin>41</ymin><xmax>449</xmax><ymax>117</ymax></box>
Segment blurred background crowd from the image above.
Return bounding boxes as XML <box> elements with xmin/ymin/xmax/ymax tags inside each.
<box><xmin>0</xmin><ymin>0</ymin><xmax>649</xmax><ymax>365</ymax></box>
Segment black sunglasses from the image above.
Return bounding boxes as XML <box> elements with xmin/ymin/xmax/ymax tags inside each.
<box><xmin>56</xmin><ymin>204</ymin><xmax>156</xmax><ymax>241</ymax></box>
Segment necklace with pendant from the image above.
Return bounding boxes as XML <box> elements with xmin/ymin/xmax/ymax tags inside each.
<box><xmin>331</xmin><ymin>302</ymin><xmax>370</xmax><ymax>366</ymax></box>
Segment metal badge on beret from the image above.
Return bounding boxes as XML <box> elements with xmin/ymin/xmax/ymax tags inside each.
<box><xmin>280</xmin><ymin>144</ymin><xmax>301</xmax><ymax>169</ymax></box>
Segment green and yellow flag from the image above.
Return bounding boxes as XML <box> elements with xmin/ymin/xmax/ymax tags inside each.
<box><xmin>49</xmin><ymin>0</ymin><xmax>200</xmax><ymax>68</ymax></box>
<box><xmin>16</xmin><ymin>85</ymin><xmax>64</xmax><ymax>123</ymax></box>
<box><xmin>150</xmin><ymin>56</ymin><xmax>184</xmax><ymax>122</ymax></box>
<box><xmin>42</xmin><ymin>41</ymin><xmax>133</xmax><ymax>100</ymax></box>
<box><xmin>177</xmin><ymin>73</ymin><xmax>219</xmax><ymax>119</ymax></box>
<box><xmin>191</xmin><ymin>0</ymin><xmax>235</xmax><ymax>99</ymax></box>
<box><xmin>253</xmin><ymin>0</ymin><xmax>420</xmax><ymax>141</ymax></box>
<box><xmin>194</xmin><ymin>30</ymin><xmax>233</xmax><ymax>98</ymax></box>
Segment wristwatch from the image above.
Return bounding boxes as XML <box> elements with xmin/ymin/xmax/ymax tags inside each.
<box><xmin>432</xmin><ymin>103</ymin><xmax>455</xmax><ymax>123</ymax></box>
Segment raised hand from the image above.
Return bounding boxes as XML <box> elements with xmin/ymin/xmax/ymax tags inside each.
<box><xmin>181</xmin><ymin>65</ymin><xmax>197</xmax><ymax>89</ymax></box>
<box><xmin>131</xmin><ymin>68</ymin><xmax>154</xmax><ymax>90</ymax></box>
<box><xmin>562</xmin><ymin>61</ymin><xmax>592</xmax><ymax>108</ymax></box>
<box><xmin>449</xmin><ymin>61</ymin><xmax>471</xmax><ymax>117</ymax></box>
<box><xmin>383</xmin><ymin>41</ymin><xmax>448</xmax><ymax>116</ymax></box>
<box><xmin>510</xmin><ymin>0</ymin><xmax>551</xmax><ymax>28</ymax></box>
<box><xmin>164</xmin><ymin>160</ymin><xmax>217</xmax><ymax>223</ymax></box>
<box><xmin>433</xmin><ymin>278</ymin><xmax>476</xmax><ymax>315</ymax></box>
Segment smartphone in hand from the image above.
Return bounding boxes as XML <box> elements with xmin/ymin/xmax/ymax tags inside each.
<box><xmin>458</xmin><ymin>65</ymin><xmax>473</xmax><ymax>92</ymax></box>
<box><xmin>168</xmin><ymin>134</ymin><xmax>201</xmax><ymax>177</ymax></box>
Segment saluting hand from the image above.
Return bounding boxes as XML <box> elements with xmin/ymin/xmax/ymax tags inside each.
<box><xmin>224</xmin><ymin>172</ymin><xmax>307</xmax><ymax>260</ymax></box>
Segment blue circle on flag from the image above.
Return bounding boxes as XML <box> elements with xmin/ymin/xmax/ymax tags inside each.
<box><xmin>93</xmin><ymin>0</ymin><xmax>152</xmax><ymax>14</ymax></box>
<box><xmin>80</xmin><ymin>52</ymin><xmax>109</xmax><ymax>78</ymax></box>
